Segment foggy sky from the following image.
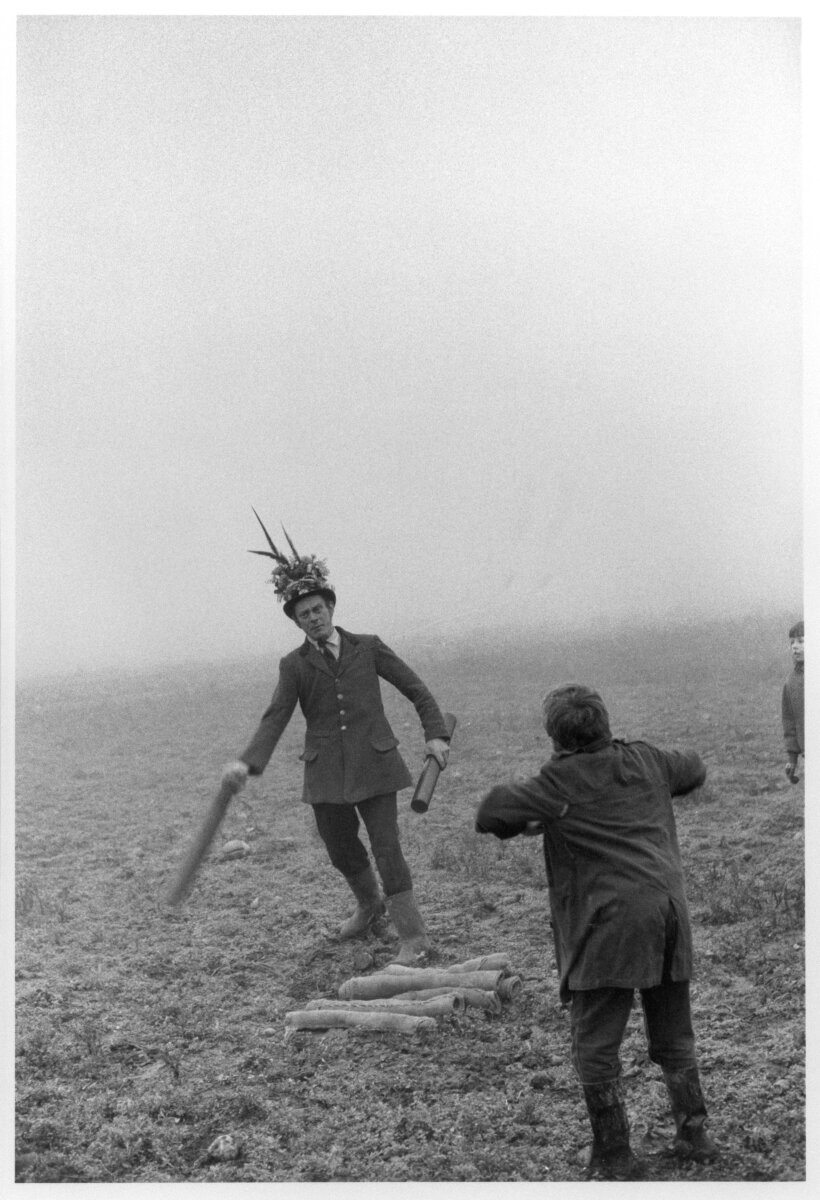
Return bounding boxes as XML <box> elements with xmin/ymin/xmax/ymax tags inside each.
<box><xmin>14</xmin><ymin>15</ymin><xmax>803</xmax><ymax>678</ymax></box>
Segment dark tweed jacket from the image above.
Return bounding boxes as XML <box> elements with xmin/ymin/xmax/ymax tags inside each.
<box><xmin>240</xmin><ymin>629</ymin><xmax>449</xmax><ymax>806</ymax></box>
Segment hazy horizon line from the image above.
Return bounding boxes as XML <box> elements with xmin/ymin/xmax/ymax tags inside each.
<box><xmin>14</xmin><ymin>602</ymin><xmax>802</xmax><ymax>687</ymax></box>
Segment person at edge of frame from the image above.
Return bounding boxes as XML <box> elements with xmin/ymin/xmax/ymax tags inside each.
<box><xmin>220</xmin><ymin>512</ymin><xmax>451</xmax><ymax>965</ymax></box>
<box><xmin>782</xmin><ymin>619</ymin><xmax>804</xmax><ymax>784</ymax></box>
<box><xmin>474</xmin><ymin>683</ymin><xmax>720</xmax><ymax>1181</ymax></box>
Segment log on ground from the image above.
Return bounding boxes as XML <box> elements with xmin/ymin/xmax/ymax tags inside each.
<box><xmin>446</xmin><ymin>954</ymin><xmax>514</xmax><ymax>975</ymax></box>
<box><xmin>388</xmin><ymin>987</ymin><xmax>503</xmax><ymax>1014</ymax></box>
<box><xmin>304</xmin><ymin>995</ymin><xmax>464</xmax><ymax>1017</ymax></box>
<box><xmin>497</xmin><ymin>975</ymin><xmax>523</xmax><ymax>1000</ymax></box>
<box><xmin>339</xmin><ymin>969</ymin><xmax>503</xmax><ymax>1000</ymax></box>
<box><xmin>284</xmin><ymin>1009</ymin><xmax>437</xmax><ymax>1034</ymax></box>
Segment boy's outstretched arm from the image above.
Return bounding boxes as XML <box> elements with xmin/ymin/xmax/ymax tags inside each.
<box><xmin>476</xmin><ymin>776</ymin><xmax>567</xmax><ymax>839</ymax></box>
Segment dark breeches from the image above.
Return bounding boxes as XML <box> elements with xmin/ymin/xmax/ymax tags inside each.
<box><xmin>569</xmin><ymin>902</ymin><xmax>697</xmax><ymax>1084</ymax></box>
<box><xmin>312</xmin><ymin>793</ymin><xmax>412</xmax><ymax>895</ymax></box>
<box><xmin>570</xmin><ymin>979</ymin><xmax>697</xmax><ymax>1084</ymax></box>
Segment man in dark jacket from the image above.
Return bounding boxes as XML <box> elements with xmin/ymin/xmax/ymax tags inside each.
<box><xmin>782</xmin><ymin>619</ymin><xmax>804</xmax><ymax>783</ymax></box>
<box><xmin>222</xmin><ymin>516</ymin><xmax>450</xmax><ymax>964</ymax></box>
<box><xmin>475</xmin><ymin>684</ymin><xmax>718</xmax><ymax>1180</ymax></box>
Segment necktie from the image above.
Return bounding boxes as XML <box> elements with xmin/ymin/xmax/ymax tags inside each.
<box><xmin>318</xmin><ymin>639</ymin><xmax>337</xmax><ymax>670</ymax></box>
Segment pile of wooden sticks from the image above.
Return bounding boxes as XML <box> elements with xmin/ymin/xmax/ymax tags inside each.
<box><xmin>285</xmin><ymin>954</ymin><xmax>522</xmax><ymax>1035</ymax></box>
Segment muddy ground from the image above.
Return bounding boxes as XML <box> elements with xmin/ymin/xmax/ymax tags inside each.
<box><xmin>14</xmin><ymin>615</ymin><xmax>806</xmax><ymax>1184</ymax></box>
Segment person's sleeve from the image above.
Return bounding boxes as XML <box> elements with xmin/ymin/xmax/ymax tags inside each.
<box><xmin>476</xmin><ymin>775</ymin><xmax>567</xmax><ymax>839</ymax></box>
<box><xmin>374</xmin><ymin>637</ymin><xmax>450</xmax><ymax>741</ymax></box>
<box><xmin>782</xmin><ymin>684</ymin><xmax>801</xmax><ymax>756</ymax></box>
<box><xmin>238</xmin><ymin>658</ymin><xmax>300</xmax><ymax>776</ymax></box>
<box><xmin>656</xmin><ymin>747</ymin><xmax>707</xmax><ymax>797</ymax></box>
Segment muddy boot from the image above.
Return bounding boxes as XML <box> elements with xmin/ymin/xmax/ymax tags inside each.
<box><xmin>385</xmin><ymin>889</ymin><xmax>432</xmax><ymax>965</ymax></box>
<box><xmin>337</xmin><ymin>866</ymin><xmax>385</xmax><ymax>940</ymax></box>
<box><xmin>663</xmin><ymin>1066</ymin><xmax>719</xmax><ymax>1162</ymax></box>
<box><xmin>582</xmin><ymin>1079</ymin><xmax>645</xmax><ymax>1181</ymax></box>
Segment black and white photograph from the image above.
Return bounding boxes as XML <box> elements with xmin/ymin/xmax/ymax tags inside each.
<box><xmin>4</xmin><ymin>10</ymin><xmax>812</xmax><ymax>1190</ymax></box>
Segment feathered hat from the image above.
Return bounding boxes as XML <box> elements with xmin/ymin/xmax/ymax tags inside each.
<box><xmin>248</xmin><ymin>509</ymin><xmax>336</xmax><ymax>618</ymax></box>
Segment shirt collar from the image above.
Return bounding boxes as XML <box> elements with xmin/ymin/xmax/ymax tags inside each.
<box><xmin>308</xmin><ymin>627</ymin><xmax>340</xmax><ymax>652</ymax></box>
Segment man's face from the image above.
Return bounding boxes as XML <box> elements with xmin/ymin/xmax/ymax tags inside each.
<box><xmin>293</xmin><ymin>594</ymin><xmax>335</xmax><ymax>642</ymax></box>
<box><xmin>790</xmin><ymin>636</ymin><xmax>805</xmax><ymax>664</ymax></box>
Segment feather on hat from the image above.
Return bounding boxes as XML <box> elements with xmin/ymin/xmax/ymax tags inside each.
<box><xmin>249</xmin><ymin>509</ymin><xmax>336</xmax><ymax>617</ymax></box>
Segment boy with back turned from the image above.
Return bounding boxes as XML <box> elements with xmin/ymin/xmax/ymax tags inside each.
<box><xmin>476</xmin><ymin>684</ymin><xmax>719</xmax><ymax>1181</ymax></box>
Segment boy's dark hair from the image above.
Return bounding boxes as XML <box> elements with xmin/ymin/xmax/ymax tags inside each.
<box><xmin>542</xmin><ymin>684</ymin><xmax>612</xmax><ymax>751</ymax></box>
<box><xmin>789</xmin><ymin>620</ymin><xmax>804</xmax><ymax>639</ymax></box>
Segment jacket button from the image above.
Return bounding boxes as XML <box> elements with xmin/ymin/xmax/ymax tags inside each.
<box><xmin>341</xmin><ymin>725</ymin><xmax>347</xmax><ymax>731</ymax></box>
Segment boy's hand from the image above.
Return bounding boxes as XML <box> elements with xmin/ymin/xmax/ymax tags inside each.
<box><xmin>785</xmin><ymin>759</ymin><xmax>800</xmax><ymax>784</ymax></box>
<box><xmin>523</xmin><ymin>821</ymin><xmax>544</xmax><ymax>836</ymax></box>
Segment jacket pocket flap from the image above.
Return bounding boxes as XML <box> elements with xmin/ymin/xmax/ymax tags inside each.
<box><xmin>299</xmin><ymin>747</ymin><xmax>319</xmax><ymax>762</ymax></box>
<box><xmin>370</xmin><ymin>735</ymin><xmax>399</xmax><ymax>752</ymax></box>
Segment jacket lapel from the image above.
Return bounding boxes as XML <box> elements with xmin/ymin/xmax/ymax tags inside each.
<box><xmin>335</xmin><ymin>628</ymin><xmax>360</xmax><ymax>678</ymax></box>
<box><xmin>300</xmin><ymin>639</ymin><xmax>335</xmax><ymax>677</ymax></box>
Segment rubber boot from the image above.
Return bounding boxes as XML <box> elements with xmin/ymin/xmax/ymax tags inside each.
<box><xmin>337</xmin><ymin>866</ymin><xmax>385</xmax><ymax>939</ymax></box>
<box><xmin>582</xmin><ymin>1079</ymin><xmax>645</xmax><ymax>1181</ymax></box>
<box><xmin>385</xmin><ymin>889</ymin><xmax>432</xmax><ymax>965</ymax></box>
<box><xmin>663</xmin><ymin>1067</ymin><xmax>719</xmax><ymax>1162</ymax></box>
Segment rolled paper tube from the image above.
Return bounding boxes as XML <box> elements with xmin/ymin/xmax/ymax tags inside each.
<box><xmin>339</xmin><ymin>970</ymin><xmax>503</xmax><ymax>1000</ymax></box>
<box><xmin>410</xmin><ymin>712</ymin><xmax>457</xmax><ymax>813</ymax></box>
<box><xmin>284</xmin><ymin>1010</ymin><xmax>437</xmax><ymax>1034</ymax></box>
<box><xmin>457</xmin><ymin>988</ymin><xmax>504</xmax><ymax>1014</ymax></box>
<box><xmin>376</xmin><ymin>967</ymin><xmax>504</xmax><ymax>988</ymax></box>
<box><xmin>382</xmin><ymin>961</ymin><xmax>511</xmax><ymax>983</ymax></box>
<box><xmin>385</xmin><ymin>987</ymin><xmax>467</xmax><ymax>1000</ymax></box>
<box><xmin>446</xmin><ymin>954</ymin><xmax>514</xmax><ymax>975</ymax></box>
<box><xmin>165</xmin><ymin>780</ymin><xmax>236</xmax><ymax>906</ymax></box>
<box><xmin>305</xmin><ymin>995</ymin><xmax>464</xmax><ymax>1017</ymax></box>
<box><xmin>372</xmin><ymin>987</ymin><xmax>503</xmax><ymax>1014</ymax></box>
<box><xmin>497</xmin><ymin>975</ymin><xmax>523</xmax><ymax>1001</ymax></box>
<box><xmin>401</xmin><ymin>969</ymin><xmax>503</xmax><ymax>992</ymax></box>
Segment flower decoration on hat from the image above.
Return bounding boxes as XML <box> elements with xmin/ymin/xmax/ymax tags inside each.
<box><xmin>248</xmin><ymin>509</ymin><xmax>336</xmax><ymax>616</ymax></box>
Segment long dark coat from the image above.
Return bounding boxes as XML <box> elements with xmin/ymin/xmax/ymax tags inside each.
<box><xmin>240</xmin><ymin>629</ymin><xmax>449</xmax><ymax>806</ymax></box>
<box><xmin>475</xmin><ymin>739</ymin><xmax>706</xmax><ymax>1003</ymax></box>
<box><xmin>782</xmin><ymin>665</ymin><xmax>805</xmax><ymax>755</ymax></box>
